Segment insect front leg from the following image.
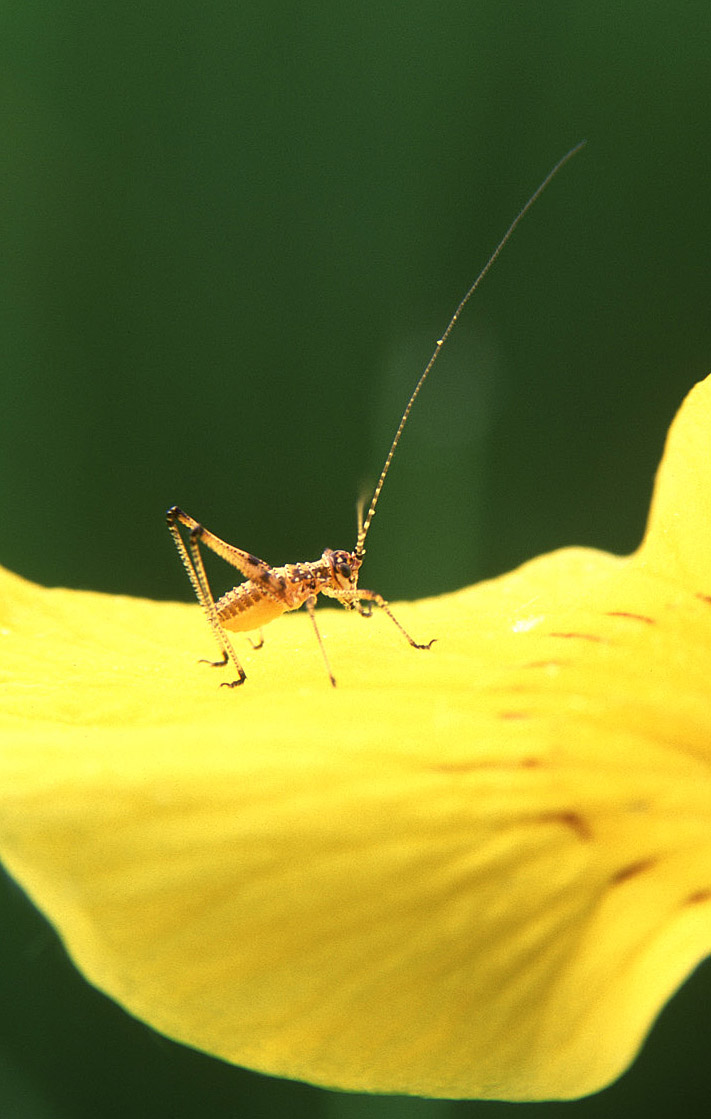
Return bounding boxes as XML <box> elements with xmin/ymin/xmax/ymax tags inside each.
<box><xmin>166</xmin><ymin>507</ymin><xmax>247</xmax><ymax>687</ymax></box>
<box><xmin>356</xmin><ymin>588</ymin><xmax>436</xmax><ymax>651</ymax></box>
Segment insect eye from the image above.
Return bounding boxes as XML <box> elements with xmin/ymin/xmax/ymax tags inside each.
<box><xmin>336</xmin><ymin>561</ymin><xmax>352</xmax><ymax>580</ymax></box>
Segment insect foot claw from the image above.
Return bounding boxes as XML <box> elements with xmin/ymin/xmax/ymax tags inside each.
<box><xmin>199</xmin><ymin>654</ymin><xmax>230</xmax><ymax>668</ymax></box>
<box><xmin>220</xmin><ymin>677</ymin><xmax>246</xmax><ymax>688</ymax></box>
<box><xmin>414</xmin><ymin>638</ymin><xmax>437</xmax><ymax>650</ymax></box>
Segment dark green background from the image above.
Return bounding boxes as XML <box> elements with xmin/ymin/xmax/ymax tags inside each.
<box><xmin>2</xmin><ymin>1</ymin><xmax>710</xmax><ymax>1115</ymax></box>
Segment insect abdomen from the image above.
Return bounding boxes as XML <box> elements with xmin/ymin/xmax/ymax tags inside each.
<box><xmin>217</xmin><ymin>584</ymin><xmax>285</xmax><ymax>632</ymax></box>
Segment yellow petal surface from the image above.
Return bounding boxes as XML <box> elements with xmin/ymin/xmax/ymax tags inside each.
<box><xmin>1</xmin><ymin>377</ymin><xmax>711</xmax><ymax>1100</ymax></box>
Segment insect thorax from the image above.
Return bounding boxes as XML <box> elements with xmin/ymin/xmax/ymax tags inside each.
<box><xmin>215</xmin><ymin>548</ymin><xmax>362</xmax><ymax>634</ymax></box>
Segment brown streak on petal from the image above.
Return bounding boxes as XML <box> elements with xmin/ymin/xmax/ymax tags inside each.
<box><xmin>430</xmin><ymin>757</ymin><xmax>543</xmax><ymax>774</ymax></box>
<box><xmin>610</xmin><ymin>858</ymin><xmax>657</xmax><ymax>885</ymax></box>
<box><xmin>685</xmin><ymin>889</ymin><xmax>711</xmax><ymax>906</ymax></box>
<box><xmin>605</xmin><ymin>611</ymin><xmax>655</xmax><ymax>625</ymax></box>
<box><xmin>499</xmin><ymin>711</ymin><xmax>529</xmax><ymax>720</ymax></box>
<box><xmin>548</xmin><ymin>632</ymin><xmax>609</xmax><ymax>644</ymax></box>
<box><xmin>540</xmin><ymin>811</ymin><xmax>591</xmax><ymax>841</ymax></box>
<box><xmin>695</xmin><ymin>593</ymin><xmax>711</xmax><ymax>606</ymax></box>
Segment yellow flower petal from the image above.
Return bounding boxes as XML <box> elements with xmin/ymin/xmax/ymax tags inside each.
<box><xmin>639</xmin><ymin>374</ymin><xmax>711</xmax><ymax>588</ymax></box>
<box><xmin>1</xmin><ymin>377</ymin><xmax>711</xmax><ymax>1100</ymax></box>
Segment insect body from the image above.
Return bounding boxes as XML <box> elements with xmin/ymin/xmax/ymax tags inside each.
<box><xmin>166</xmin><ymin>511</ymin><xmax>431</xmax><ymax>687</ymax></box>
<box><xmin>168</xmin><ymin>141</ymin><xmax>585</xmax><ymax>688</ymax></box>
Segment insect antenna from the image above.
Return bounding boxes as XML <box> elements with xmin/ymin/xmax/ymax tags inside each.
<box><xmin>354</xmin><ymin>139</ymin><xmax>586</xmax><ymax>559</ymax></box>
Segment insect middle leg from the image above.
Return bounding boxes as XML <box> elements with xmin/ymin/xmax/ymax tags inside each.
<box><xmin>166</xmin><ymin>506</ymin><xmax>247</xmax><ymax>687</ymax></box>
<box><xmin>248</xmin><ymin>629</ymin><xmax>265</xmax><ymax>650</ymax></box>
<box><xmin>355</xmin><ymin>588</ymin><xmax>436</xmax><ymax>650</ymax></box>
<box><xmin>304</xmin><ymin>596</ymin><xmax>338</xmax><ymax>688</ymax></box>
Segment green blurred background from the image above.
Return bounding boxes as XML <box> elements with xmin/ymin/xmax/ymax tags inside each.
<box><xmin>2</xmin><ymin>0</ymin><xmax>711</xmax><ymax>1115</ymax></box>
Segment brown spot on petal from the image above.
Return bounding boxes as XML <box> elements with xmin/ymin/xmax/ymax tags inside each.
<box><xmin>685</xmin><ymin>889</ymin><xmax>711</xmax><ymax>906</ymax></box>
<box><xmin>605</xmin><ymin>611</ymin><xmax>655</xmax><ymax>625</ymax></box>
<box><xmin>540</xmin><ymin>811</ymin><xmax>591</xmax><ymax>841</ymax></box>
<box><xmin>499</xmin><ymin>710</ymin><xmax>530</xmax><ymax>720</ymax></box>
<box><xmin>610</xmin><ymin>858</ymin><xmax>657</xmax><ymax>885</ymax></box>
<box><xmin>695</xmin><ymin>593</ymin><xmax>711</xmax><ymax>606</ymax></box>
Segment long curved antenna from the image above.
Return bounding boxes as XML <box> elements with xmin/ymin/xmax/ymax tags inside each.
<box><xmin>354</xmin><ymin>139</ymin><xmax>586</xmax><ymax>558</ymax></box>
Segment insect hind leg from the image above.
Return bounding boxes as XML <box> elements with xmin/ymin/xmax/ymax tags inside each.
<box><xmin>166</xmin><ymin>506</ymin><xmax>247</xmax><ymax>686</ymax></box>
<box><xmin>199</xmin><ymin>650</ymin><xmax>230</xmax><ymax>668</ymax></box>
